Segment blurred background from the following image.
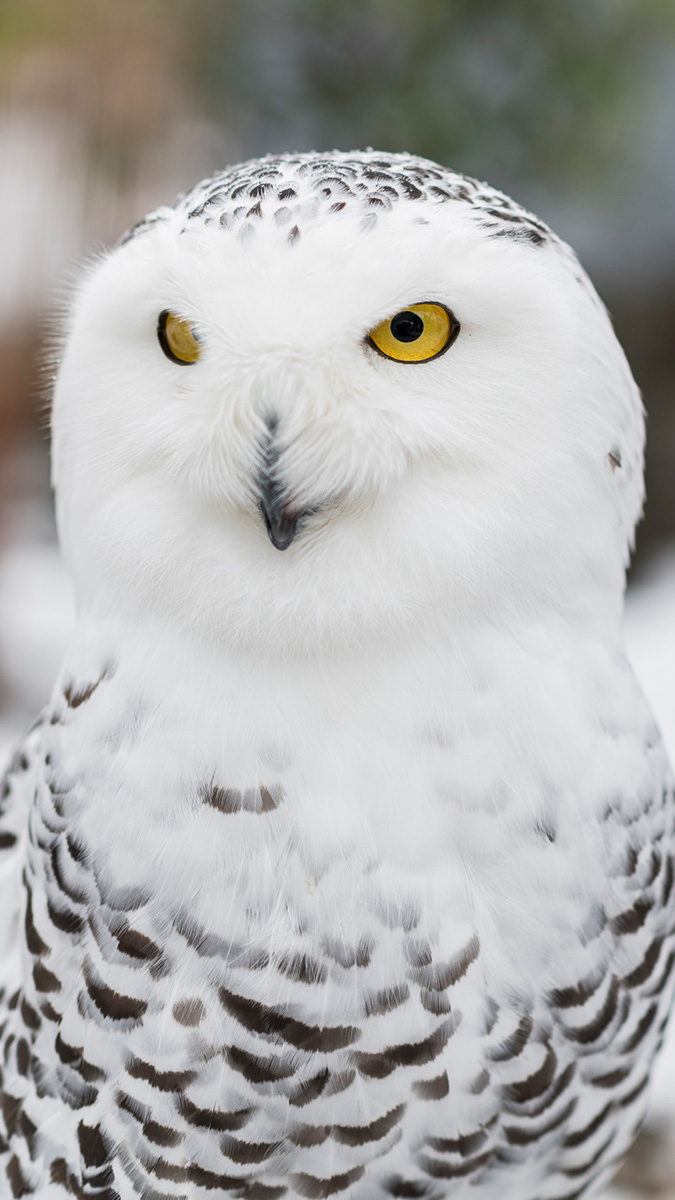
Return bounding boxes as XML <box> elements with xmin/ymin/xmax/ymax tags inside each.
<box><xmin>0</xmin><ymin>2</ymin><xmax>674</xmax><ymax>1195</ymax></box>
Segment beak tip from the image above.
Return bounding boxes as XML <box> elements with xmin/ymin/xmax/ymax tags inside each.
<box><xmin>267</xmin><ymin>528</ymin><xmax>296</xmax><ymax>552</ymax></box>
<box><xmin>261</xmin><ymin>505</ymin><xmax>299</xmax><ymax>551</ymax></box>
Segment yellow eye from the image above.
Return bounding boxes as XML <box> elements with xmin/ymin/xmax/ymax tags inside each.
<box><xmin>157</xmin><ymin>310</ymin><xmax>201</xmax><ymax>365</ymax></box>
<box><xmin>367</xmin><ymin>302</ymin><xmax>459</xmax><ymax>363</ymax></box>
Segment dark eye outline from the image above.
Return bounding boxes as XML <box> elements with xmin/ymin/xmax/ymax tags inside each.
<box><xmin>157</xmin><ymin>309</ymin><xmax>201</xmax><ymax>366</ymax></box>
<box><xmin>366</xmin><ymin>301</ymin><xmax>460</xmax><ymax>364</ymax></box>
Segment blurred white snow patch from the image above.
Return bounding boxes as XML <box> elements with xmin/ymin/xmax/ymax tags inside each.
<box><xmin>0</xmin><ymin>538</ymin><xmax>75</xmax><ymax>759</ymax></box>
<box><xmin>626</xmin><ymin>550</ymin><xmax>675</xmax><ymax>765</ymax></box>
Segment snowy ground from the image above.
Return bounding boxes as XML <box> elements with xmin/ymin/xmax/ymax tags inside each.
<box><xmin>0</xmin><ymin>534</ymin><xmax>674</xmax><ymax>1195</ymax></box>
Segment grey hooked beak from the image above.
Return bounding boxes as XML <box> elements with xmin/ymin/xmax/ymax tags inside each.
<box><xmin>258</xmin><ymin>484</ymin><xmax>302</xmax><ymax>551</ymax></box>
<box><xmin>256</xmin><ymin>413</ymin><xmax>310</xmax><ymax>551</ymax></box>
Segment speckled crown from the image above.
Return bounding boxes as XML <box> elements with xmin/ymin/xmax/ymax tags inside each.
<box><xmin>121</xmin><ymin>150</ymin><xmax>553</xmax><ymax>250</ymax></box>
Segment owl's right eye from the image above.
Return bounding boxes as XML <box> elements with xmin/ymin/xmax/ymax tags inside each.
<box><xmin>157</xmin><ymin>310</ymin><xmax>202</xmax><ymax>365</ymax></box>
<box><xmin>367</xmin><ymin>302</ymin><xmax>459</xmax><ymax>364</ymax></box>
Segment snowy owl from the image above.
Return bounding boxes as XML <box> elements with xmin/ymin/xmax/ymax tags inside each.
<box><xmin>1</xmin><ymin>150</ymin><xmax>673</xmax><ymax>1200</ymax></box>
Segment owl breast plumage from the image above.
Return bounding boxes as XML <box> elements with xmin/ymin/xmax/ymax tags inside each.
<box><xmin>1</xmin><ymin>150</ymin><xmax>673</xmax><ymax>1200</ymax></box>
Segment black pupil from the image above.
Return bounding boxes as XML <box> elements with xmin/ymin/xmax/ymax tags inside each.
<box><xmin>390</xmin><ymin>311</ymin><xmax>424</xmax><ymax>342</ymax></box>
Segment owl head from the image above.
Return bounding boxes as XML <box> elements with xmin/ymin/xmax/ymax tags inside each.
<box><xmin>51</xmin><ymin>151</ymin><xmax>643</xmax><ymax>656</ymax></box>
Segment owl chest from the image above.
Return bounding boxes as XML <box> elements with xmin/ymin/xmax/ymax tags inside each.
<box><xmin>10</xmin><ymin>674</ymin><xmax>674</xmax><ymax>1200</ymax></box>
<box><xmin>16</xmin><ymin>786</ymin><xmax>673</xmax><ymax>1200</ymax></box>
<box><xmin>30</xmin><ymin>672</ymin><xmax>626</xmax><ymax>1032</ymax></box>
<box><xmin>25</xmin><ymin>735</ymin><xmax>594</xmax><ymax>1072</ymax></box>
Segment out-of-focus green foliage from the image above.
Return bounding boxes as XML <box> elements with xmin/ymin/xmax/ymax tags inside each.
<box><xmin>3</xmin><ymin>0</ymin><xmax>673</xmax><ymax>192</ymax></box>
<box><xmin>187</xmin><ymin>0</ymin><xmax>675</xmax><ymax>189</ymax></box>
<box><xmin>0</xmin><ymin>0</ymin><xmax>167</xmax><ymax>50</ymax></box>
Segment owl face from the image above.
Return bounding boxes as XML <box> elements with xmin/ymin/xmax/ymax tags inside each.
<box><xmin>52</xmin><ymin>153</ymin><xmax>643</xmax><ymax>654</ymax></box>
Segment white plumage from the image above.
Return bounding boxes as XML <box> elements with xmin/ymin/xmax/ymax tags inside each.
<box><xmin>0</xmin><ymin>150</ymin><xmax>673</xmax><ymax>1200</ymax></box>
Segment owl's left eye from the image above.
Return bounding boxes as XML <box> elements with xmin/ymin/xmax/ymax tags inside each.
<box><xmin>367</xmin><ymin>302</ymin><xmax>459</xmax><ymax>364</ymax></box>
<box><xmin>157</xmin><ymin>310</ymin><xmax>201</xmax><ymax>365</ymax></box>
